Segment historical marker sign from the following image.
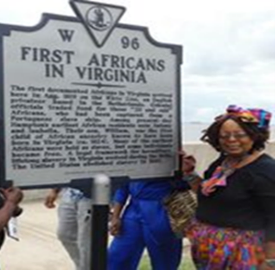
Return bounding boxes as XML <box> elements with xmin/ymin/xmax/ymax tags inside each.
<box><xmin>0</xmin><ymin>0</ymin><xmax>182</xmax><ymax>187</ymax></box>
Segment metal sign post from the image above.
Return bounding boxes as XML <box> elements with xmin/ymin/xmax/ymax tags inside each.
<box><xmin>91</xmin><ymin>174</ymin><xmax>110</xmax><ymax>270</ymax></box>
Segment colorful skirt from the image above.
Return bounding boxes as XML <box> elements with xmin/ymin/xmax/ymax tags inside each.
<box><xmin>185</xmin><ymin>219</ymin><xmax>265</xmax><ymax>270</ymax></box>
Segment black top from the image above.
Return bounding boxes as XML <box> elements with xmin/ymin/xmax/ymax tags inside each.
<box><xmin>196</xmin><ymin>153</ymin><xmax>275</xmax><ymax>241</ymax></box>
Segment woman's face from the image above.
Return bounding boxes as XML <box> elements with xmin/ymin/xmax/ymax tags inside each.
<box><xmin>218</xmin><ymin>119</ymin><xmax>254</xmax><ymax>156</ymax></box>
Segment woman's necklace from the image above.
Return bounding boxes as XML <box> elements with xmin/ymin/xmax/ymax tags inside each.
<box><xmin>222</xmin><ymin>151</ymin><xmax>263</xmax><ymax>175</ymax></box>
<box><xmin>201</xmin><ymin>153</ymin><xmax>260</xmax><ymax>196</ymax></box>
<box><xmin>220</xmin><ymin>155</ymin><xmax>249</xmax><ymax>177</ymax></box>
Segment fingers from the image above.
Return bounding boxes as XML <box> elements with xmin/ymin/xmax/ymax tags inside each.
<box><xmin>110</xmin><ymin>227</ymin><xmax>120</xmax><ymax>236</ymax></box>
<box><xmin>182</xmin><ymin>155</ymin><xmax>196</xmax><ymax>174</ymax></box>
<box><xmin>44</xmin><ymin>201</ymin><xmax>55</xmax><ymax>208</ymax></box>
<box><xmin>109</xmin><ymin>219</ymin><xmax>121</xmax><ymax>236</ymax></box>
<box><xmin>178</xmin><ymin>149</ymin><xmax>187</xmax><ymax>156</ymax></box>
<box><xmin>44</xmin><ymin>196</ymin><xmax>56</xmax><ymax>208</ymax></box>
<box><xmin>179</xmin><ymin>149</ymin><xmax>197</xmax><ymax>164</ymax></box>
<box><xmin>4</xmin><ymin>187</ymin><xmax>24</xmax><ymax>204</ymax></box>
<box><xmin>184</xmin><ymin>155</ymin><xmax>196</xmax><ymax>163</ymax></box>
<box><xmin>44</xmin><ymin>190</ymin><xmax>59</xmax><ymax>208</ymax></box>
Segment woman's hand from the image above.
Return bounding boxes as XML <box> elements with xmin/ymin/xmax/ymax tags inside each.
<box><xmin>183</xmin><ymin>155</ymin><xmax>196</xmax><ymax>174</ymax></box>
<box><xmin>180</xmin><ymin>150</ymin><xmax>196</xmax><ymax>174</ymax></box>
<box><xmin>180</xmin><ymin>150</ymin><xmax>201</xmax><ymax>192</ymax></box>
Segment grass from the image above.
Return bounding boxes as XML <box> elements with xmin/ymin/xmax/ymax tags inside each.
<box><xmin>139</xmin><ymin>254</ymin><xmax>196</xmax><ymax>270</ymax></box>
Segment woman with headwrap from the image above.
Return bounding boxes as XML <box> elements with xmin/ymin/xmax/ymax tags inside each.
<box><xmin>185</xmin><ymin>105</ymin><xmax>275</xmax><ymax>270</ymax></box>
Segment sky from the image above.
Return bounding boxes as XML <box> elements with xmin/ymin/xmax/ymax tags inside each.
<box><xmin>0</xmin><ymin>0</ymin><xmax>275</xmax><ymax>123</ymax></box>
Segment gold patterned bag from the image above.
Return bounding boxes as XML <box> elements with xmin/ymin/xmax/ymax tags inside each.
<box><xmin>163</xmin><ymin>189</ymin><xmax>197</xmax><ymax>238</ymax></box>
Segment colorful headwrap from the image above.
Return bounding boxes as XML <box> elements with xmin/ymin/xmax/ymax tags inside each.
<box><xmin>215</xmin><ymin>105</ymin><xmax>272</xmax><ymax>130</ymax></box>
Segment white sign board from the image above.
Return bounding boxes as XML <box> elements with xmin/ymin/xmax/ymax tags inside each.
<box><xmin>0</xmin><ymin>0</ymin><xmax>182</xmax><ymax>187</ymax></box>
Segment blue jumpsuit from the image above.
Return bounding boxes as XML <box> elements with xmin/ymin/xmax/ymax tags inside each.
<box><xmin>108</xmin><ymin>178</ymin><xmax>187</xmax><ymax>270</ymax></box>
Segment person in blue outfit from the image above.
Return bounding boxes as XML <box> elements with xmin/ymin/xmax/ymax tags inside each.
<box><xmin>107</xmin><ymin>155</ymin><xmax>194</xmax><ymax>270</ymax></box>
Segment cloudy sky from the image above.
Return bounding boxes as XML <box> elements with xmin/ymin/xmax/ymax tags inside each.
<box><xmin>1</xmin><ymin>0</ymin><xmax>275</xmax><ymax>123</ymax></box>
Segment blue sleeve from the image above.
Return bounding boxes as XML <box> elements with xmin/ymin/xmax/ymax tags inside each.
<box><xmin>113</xmin><ymin>183</ymin><xmax>129</xmax><ymax>205</ymax></box>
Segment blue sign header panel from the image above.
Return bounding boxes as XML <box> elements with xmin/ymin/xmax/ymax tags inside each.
<box><xmin>0</xmin><ymin>1</ymin><xmax>182</xmax><ymax>188</ymax></box>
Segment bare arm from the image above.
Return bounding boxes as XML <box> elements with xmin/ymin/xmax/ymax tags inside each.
<box><xmin>0</xmin><ymin>187</ymin><xmax>23</xmax><ymax>230</ymax></box>
<box><xmin>44</xmin><ymin>188</ymin><xmax>60</xmax><ymax>208</ymax></box>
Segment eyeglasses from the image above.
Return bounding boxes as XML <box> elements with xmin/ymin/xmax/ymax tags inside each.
<box><xmin>219</xmin><ymin>133</ymin><xmax>248</xmax><ymax>140</ymax></box>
